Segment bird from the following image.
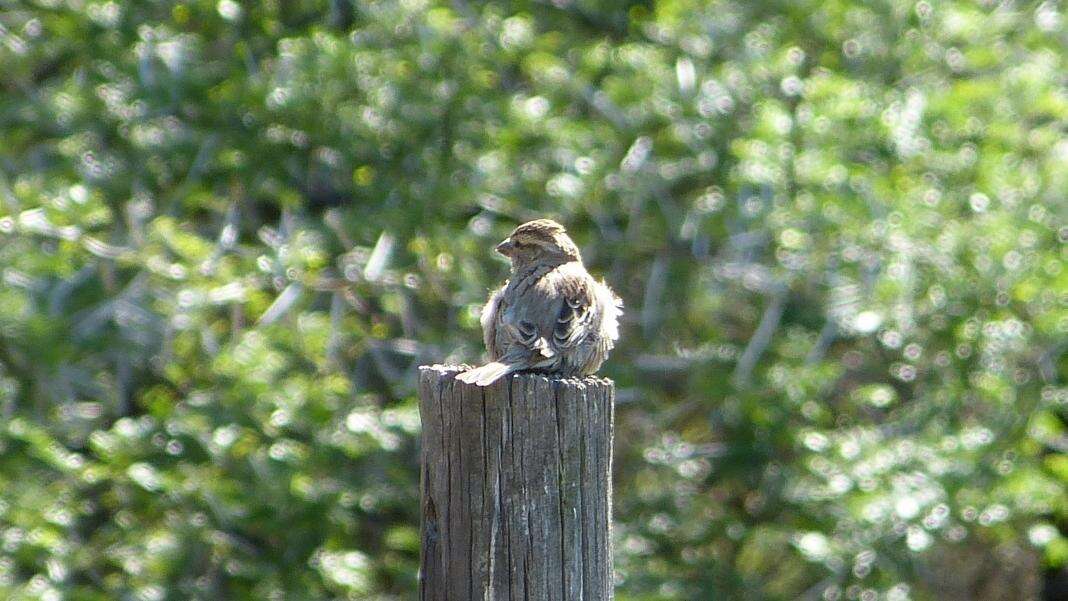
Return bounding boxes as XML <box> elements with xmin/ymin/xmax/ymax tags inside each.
<box><xmin>457</xmin><ymin>219</ymin><xmax>622</xmax><ymax>386</ymax></box>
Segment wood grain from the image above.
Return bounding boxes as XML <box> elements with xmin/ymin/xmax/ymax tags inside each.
<box><xmin>419</xmin><ymin>365</ymin><xmax>614</xmax><ymax>600</ymax></box>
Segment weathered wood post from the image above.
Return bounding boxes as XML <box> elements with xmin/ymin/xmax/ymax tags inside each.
<box><xmin>418</xmin><ymin>365</ymin><xmax>615</xmax><ymax>600</ymax></box>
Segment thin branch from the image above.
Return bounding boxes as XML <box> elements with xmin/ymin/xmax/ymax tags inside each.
<box><xmin>733</xmin><ymin>285</ymin><xmax>788</xmax><ymax>389</ymax></box>
<box><xmin>640</xmin><ymin>252</ymin><xmax>669</xmax><ymax>339</ymax></box>
<box><xmin>806</xmin><ymin>319</ymin><xmax>838</xmax><ymax>365</ymax></box>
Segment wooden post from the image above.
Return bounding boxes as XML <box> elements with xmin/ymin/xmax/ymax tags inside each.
<box><xmin>418</xmin><ymin>365</ymin><xmax>615</xmax><ymax>601</ymax></box>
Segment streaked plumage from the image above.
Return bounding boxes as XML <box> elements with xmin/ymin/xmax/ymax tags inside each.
<box><xmin>457</xmin><ymin>219</ymin><xmax>622</xmax><ymax>386</ymax></box>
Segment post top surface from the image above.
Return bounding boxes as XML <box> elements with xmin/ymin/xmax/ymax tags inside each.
<box><xmin>419</xmin><ymin>364</ymin><xmax>614</xmax><ymax>388</ymax></box>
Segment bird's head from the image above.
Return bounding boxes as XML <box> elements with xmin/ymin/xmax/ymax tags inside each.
<box><xmin>495</xmin><ymin>219</ymin><xmax>581</xmax><ymax>268</ymax></box>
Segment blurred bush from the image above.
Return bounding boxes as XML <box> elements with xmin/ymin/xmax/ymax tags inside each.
<box><xmin>0</xmin><ymin>0</ymin><xmax>1065</xmax><ymax>599</ymax></box>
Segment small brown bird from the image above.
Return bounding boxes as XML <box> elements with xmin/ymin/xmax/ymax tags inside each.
<box><xmin>457</xmin><ymin>219</ymin><xmax>622</xmax><ymax>386</ymax></box>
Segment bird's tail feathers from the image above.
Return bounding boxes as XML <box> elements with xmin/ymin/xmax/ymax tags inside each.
<box><xmin>456</xmin><ymin>361</ymin><xmax>518</xmax><ymax>386</ymax></box>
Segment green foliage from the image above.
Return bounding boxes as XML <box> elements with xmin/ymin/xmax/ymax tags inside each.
<box><xmin>0</xmin><ymin>0</ymin><xmax>1065</xmax><ymax>599</ymax></box>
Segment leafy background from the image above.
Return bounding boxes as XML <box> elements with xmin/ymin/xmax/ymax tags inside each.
<box><xmin>0</xmin><ymin>0</ymin><xmax>1066</xmax><ymax>599</ymax></box>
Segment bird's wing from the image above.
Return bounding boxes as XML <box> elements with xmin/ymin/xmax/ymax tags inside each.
<box><xmin>550</xmin><ymin>275</ymin><xmax>597</xmax><ymax>351</ymax></box>
<box><xmin>552</xmin><ymin>269</ymin><xmax>623</xmax><ymax>375</ymax></box>
<box><xmin>459</xmin><ymin>307</ymin><xmax>555</xmax><ymax>387</ymax></box>
<box><xmin>504</xmin><ymin>318</ymin><xmax>557</xmax><ymax>358</ymax></box>
<box><xmin>480</xmin><ymin>284</ymin><xmax>506</xmax><ymax>360</ymax></box>
<box><xmin>490</xmin><ymin>264</ymin><xmax>564</xmax><ymax>367</ymax></box>
<box><xmin>533</xmin><ymin>262</ymin><xmax>613</xmax><ymax>358</ymax></box>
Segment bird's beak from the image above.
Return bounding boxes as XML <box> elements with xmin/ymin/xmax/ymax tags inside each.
<box><xmin>495</xmin><ymin>239</ymin><xmax>515</xmax><ymax>256</ymax></box>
